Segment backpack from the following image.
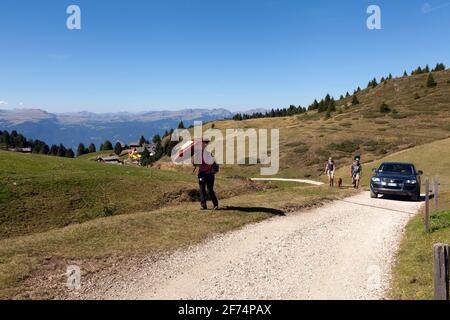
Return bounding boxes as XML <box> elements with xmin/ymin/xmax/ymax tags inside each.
<box><xmin>212</xmin><ymin>162</ymin><xmax>219</xmax><ymax>174</ymax></box>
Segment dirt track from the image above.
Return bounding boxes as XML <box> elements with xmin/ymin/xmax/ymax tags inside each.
<box><xmin>80</xmin><ymin>192</ymin><xmax>421</xmax><ymax>300</ymax></box>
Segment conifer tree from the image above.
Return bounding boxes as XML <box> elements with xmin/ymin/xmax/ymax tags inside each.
<box><xmin>77</xmin><ymin>143</ymin><xmax>86</xmax><ymax>157</ymax></box>
<box><xmin>66</xmin><ymin>148</ymin><xmax>75</xmax><ymax>158</ymax></box>
<box><xmin>426</xmin><ymin>72</ymin><xmax>437</xmax><ymax>88</ymax></box>
<box><xmin>114</xmin><ymin>142</ymin><xmax>123</xmax><ymax>155</ymax></box>
<box><xmin>88</xmin><ymin>143</ymin><xmax>96</xmax><ymax>153</ymax></box>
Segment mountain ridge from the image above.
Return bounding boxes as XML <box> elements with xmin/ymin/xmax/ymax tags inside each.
<box><xmin>0</xmin><ymin>108</ymin><xmax>240</xmax><ymax>148</ymax></box>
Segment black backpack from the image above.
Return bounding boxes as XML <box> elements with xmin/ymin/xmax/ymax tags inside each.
<box><xmin>212</xmin><ymin>162</ymin><xmax>219</xmax><ymax>173</ymax></box>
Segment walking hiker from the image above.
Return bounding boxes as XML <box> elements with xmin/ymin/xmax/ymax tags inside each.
<box><xmin>193</xmin><ymin>139</ymin><xmax>219</xmax><ymax>210</ymax></box>
<box><xmin>325</xmin><ymin>157</ymin><xmax>336</xmax><ymax>187</ymax></box>
<box><xmin>351</xmin><ymin>158</ymin><xmax>362</xmax><ymax>189</ymax></box>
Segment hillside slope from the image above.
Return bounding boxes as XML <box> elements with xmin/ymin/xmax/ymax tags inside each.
<box><xmin>335</xmin><ymin>137</ymin><xmax>450</xmax><ymax>300</ymax></box>
<box><xmin>188</xmin><ymin>69</ymin><xmax>450</xmax><ymax>178</ymax></box>
<box><xmin>0</xmin><ymin>151</ymin><xmax>258</xmax><ymax>239</ymax></box>
<box><xmin>335</xmin><ymin>137</ymin><xmax>450</xmax><ymax>187</ymax></box>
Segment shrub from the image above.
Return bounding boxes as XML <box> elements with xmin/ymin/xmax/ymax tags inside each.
<box><xmin>380</xmin><ymin>103</ymin><xmax>391</xmax><ymax>113</ymax></box>
<box><xmin>444</xmin><ymin>123</ymin><xmax>450</xmax><ymax>131</ymax></box>
<box><xmin>327</xmin><ymin>139</ymin><xmax>363</xmax><ymax>153</ymax></box>
<box><xmin>414</xmin><ymin>93</ymin><xmax>420</xmax><ymax>100</ymax></box>
<box><xmin>426</xmin><ymin>73</ymin><xmax>437</xmax><ymax>88</ymax></box>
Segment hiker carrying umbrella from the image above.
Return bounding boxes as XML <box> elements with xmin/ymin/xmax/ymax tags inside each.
<box><xmin>192</xmin><ymin>139</ymin><xmax>219</xmax><ymax>210</ymax></box>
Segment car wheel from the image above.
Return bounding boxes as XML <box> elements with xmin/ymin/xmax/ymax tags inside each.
<box><xmin>370</xmin><ymin>190</ymin><xmax>378</xmax><ymax>198</ymax></box>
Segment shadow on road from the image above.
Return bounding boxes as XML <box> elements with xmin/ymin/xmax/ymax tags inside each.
<box><xmin>223</xmin><ymin>206</ymin><xmax>286</xmax><ymax>216</ymax></box>
<box><xmin>380</xmin><ymin>194</ymin><xmax>426</xmax><ymax>202</ymax></box>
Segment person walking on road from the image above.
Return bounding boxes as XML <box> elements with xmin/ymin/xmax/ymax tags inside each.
<box><xmin>351</xmin><ymin>158</ymin><xmax>362</xmax><ymax>189</ymax></box>
<box><xmin>193</xmin><ymin>139</ymin><xmax>219</xmax><ymax>210</ymax></box>
<box><xmin>325</xmin><ymin>157</ymin><xmax>336</xmax><ymax>187</ymax></box>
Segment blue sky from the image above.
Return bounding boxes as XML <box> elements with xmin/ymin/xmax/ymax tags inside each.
<box><xmin>0</xmin><ymin>0</ymin><xmax>449</xmax><ymax>113</ymax></box>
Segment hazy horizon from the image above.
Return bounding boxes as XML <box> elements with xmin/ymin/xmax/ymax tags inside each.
<box><xmin>1</xmin><ymin>0</ymin><xmax>449</xmax><ymax>113</ymax></box>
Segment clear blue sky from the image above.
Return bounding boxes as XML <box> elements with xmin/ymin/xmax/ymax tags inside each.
<box><xmin>0</xmin><ymin>0</ymin><xmax>449</xmax><ymax>113</ymax></box>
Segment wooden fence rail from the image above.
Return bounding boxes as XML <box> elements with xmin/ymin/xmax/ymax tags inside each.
<box><xmin>434</xmin><ymin>243</ymin><xmax>449</xmax><ymax>300</ymax></box>
<box><xmin>425</xmin><ymin>178</ymin><xmax>430</xmax><ymax>233</ymax></box>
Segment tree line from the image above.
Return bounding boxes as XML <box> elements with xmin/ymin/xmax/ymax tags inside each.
<box><xmin>232</xmin><ymin>62</ymin><xmax>447</xmax><ymax>121</ymax></box>
<box><xmin>0</xmin><ymin>119</ymin><xmax>188</xmax><ymax>166</ymax></box>
<box><xmin>0</xmin><ymin>129</ymin><xmax>74</xmax><ymax>157</ymax></box>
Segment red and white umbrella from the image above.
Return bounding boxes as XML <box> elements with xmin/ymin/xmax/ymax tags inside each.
<box><xmin>173</xmin><ymin>138</ymin><xmax>205</xmax><ymax>163</ymax></box>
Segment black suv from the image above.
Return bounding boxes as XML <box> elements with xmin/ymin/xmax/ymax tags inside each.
<box><xmin>370</xmin><ymin>162</ymin><xmax>422</xmax><ymax>201</ymax></box>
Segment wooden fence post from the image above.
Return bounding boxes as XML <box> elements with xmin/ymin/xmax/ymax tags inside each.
<box><xmin>425</xmin><ymin>178</ymin><xmax>430</xmax><ymax>233</ymax></box>
<box><xmin>434</xmin><ymin>243</ymin><xmax>449</xmax><ymax>300</ymax></box>
<box><xmin>433</xmin><ymin>176</ymin><xmax>439</xmax><ymax>211</ymax></box>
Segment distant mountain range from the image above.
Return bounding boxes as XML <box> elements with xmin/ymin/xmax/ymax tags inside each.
<box><xmin>0</xmin><ymin>108</ymin><xmax>257</xmax><ymax>149</ymax></box>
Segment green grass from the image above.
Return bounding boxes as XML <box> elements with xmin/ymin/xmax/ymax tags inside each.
<box><xmin>390</xmin><ymin>194</ymin><xmax>450</xmax><ymax>300</ymax></box>
<box><xmin>0</xmin><ymin>181</ymin><xmax>354</xmax><ymax>299</ymax></box>
<box><xmin>334</xmin><ymin>137</ymin><xmax>450</xmax><ymax>299</ymax></box>
<box><xmin>2</xmin><ymin>69</ymin><xmax>450</xmax><ymax>299</ymax></box>
<box><xmin>75</xmin><ymin>150</ymin><xmax>115</xmax><ymax>160</ymax></box>
<box><xmin>333</xmin><ymin>137</ymin><xmax>450</xmax><ymax>299</ymax></box>
<box><xmin>0</xmin><ymin>151</ymin><xmax>251</xmax><ymax>239</ymax></box>
<box><xmin>334</xmin><ymin>137</ymin><xmax>450</xmax><ymax>188</ymax></box>
<box><xmin>180</xmin><ymin>69</ymin><xmax>450</xmax><ymax>180</ymax></box>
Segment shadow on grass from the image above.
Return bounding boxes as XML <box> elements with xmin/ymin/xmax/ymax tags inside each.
<box><xmin>222</xmin><ymin>206</ymin><xmax>285</xmax><ymax>216</ymax></box>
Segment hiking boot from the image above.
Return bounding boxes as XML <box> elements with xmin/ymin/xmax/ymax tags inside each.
<box><xmin>213</xmin><ymin>206</ymin><xmax>219</xmax><ymax>210</ymax></box>
<box><xmin>200</xmin><ymin>206</ymin><xmax>207</xmax><ymax>210</ymax></box>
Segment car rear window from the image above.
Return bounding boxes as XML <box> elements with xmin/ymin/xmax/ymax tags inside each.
<box><xmin>379</xmin><ymin>163</ymin><xmax>413</xmax><ymax>175</ymax></box>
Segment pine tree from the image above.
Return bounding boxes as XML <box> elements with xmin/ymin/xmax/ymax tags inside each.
<box><xmin>177</xmin><ymin>120</ymin><xmax>185</xmax><ymax>129</ymax></box>
<box><xmin>0</xmin><ymin>131</ymin><xmax>10</xmax><ymax>149</ymax></box>
<box><xmin>88</xmin><ymin>143</ymin><xmax>96</xmax><ymax>153</ymax></box>
<box><xmin>139</xmin><ymin>136</ymin><xmax>148</xmax><ymax>146</ymax></box>
<box><xmin>426</xmin><ymin>72</ymin><xmax>437</xmax><ymax>88</ymax></box>
<box><xmin>140</xmin><ymin>148</ymin><xmax>151</xmax><ymax>166</ymax></box>
<box><xmin>77</xmin><ymin>143</ymin><xmax>86</xmax><ymax>157</ymax></box>
<box><xmin>152</xmin><ymin>134</ymin><xmax>162</xmax><ymax>144</ymax></box>
<box><xmin>433</xmin><ymin>63</ymin><xmax>446</xmax><ymax>72</ymax></box>
<box><xmin>403</xmin><ymin>70</ymin><xmax>408</xmax><ymax>77</ymax></box>
<box><xmin>368</xmin><ymin>78</ymin><xmax>378</xmax><ymax>88</ymax></box>
<box><xmin>114</xmin><ymin>142</ymin><xmax>123</xmax><ymax>155</ymax></box>
<box><xmin>66</xmin><ymin>148</ymin><xmax>75</xmax><ymax>158</ymax></box>
<box><xmin>101</xmin><ymin>140</ymin><xmax>113</xmax><ymax>150</ymax></box>
<box><xmin>352</xmin><ymin>95</ymin><xmax>360</xmax><ymax>106</ymax></box>
<box><xmin>41</xmin><ymin>144</ymin><xmax>50</xmax><ymax>155</ymax></box>
<box><xmin>379</xmin><ymin>102</ymin><xmax>391</xmax><ymax>113</ymax></box>
<box><xmin>49</xmin><ymin>144</ymin><xmax>58</xmax><ymax>156</ymax></box>
<box><xmin>57</xmin><ymin>144</ymin><xmax>67</xmax><ymax>157</ymax></box>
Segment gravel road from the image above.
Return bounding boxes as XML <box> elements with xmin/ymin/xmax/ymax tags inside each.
<box><xmin>84</xmin><ymin>192</ymin><xmax>421</xmax><ymax>300</ymax></box>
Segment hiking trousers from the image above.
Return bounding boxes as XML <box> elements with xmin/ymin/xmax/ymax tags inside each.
<box><xmin>198</xmin><ymin>172</ymin><xmax>218</xmax><ymax>208</ymax></box>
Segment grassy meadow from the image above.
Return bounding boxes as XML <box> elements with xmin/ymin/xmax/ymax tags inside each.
<box><xmin>1</xmin><ymin>69</ymin><xmax>450</xmax><ymax>299</ymax></box>
<box><xmin>0</xmin><ymin>150</ymin><xmax>355</xmax><ymax>299</ymax></box>
<box><xmin>0</xmin><ymin>150</ymin><xmax>262</xmax><ymax>239</ymax></box>
<box><xmin>180</xmin><ymin>69</ymin><xmax>450</xmax><ymax>179</ymax></box>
